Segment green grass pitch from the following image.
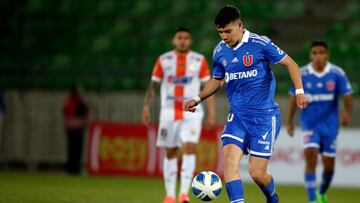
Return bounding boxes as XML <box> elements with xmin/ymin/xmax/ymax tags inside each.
<box><xmin>0</xmin><ymin>171</ymin><xmax>359</xmax><ymax>203</ymax></box>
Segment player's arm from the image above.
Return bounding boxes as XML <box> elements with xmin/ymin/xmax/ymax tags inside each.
<box><xmin>142</xmin><ymin>81</ymin><xmax>160</xmax><ymax>126</ymax></box>
<box><xmin>279</xmin><ymin>56</ymin><xmax>308</xmax><ymax>109</ymax></box>
<box><xmin>286</xmin><ymin>95</ymin><xmax>297</xmax><ymax>136</ymax></box>
<box><xmin>184</xmin><ymin>78</ymin><xmax>222</xmax><ymax>112</ymax></box>
<box><xmin>341</xmin><ymin>94</ymin><xmax>353</xmax><ymax>125</ymax></box>
<box><xmin>202</xmin><ymin>81</ymin><xmax>216</xmax><ymax>128</ymax></box>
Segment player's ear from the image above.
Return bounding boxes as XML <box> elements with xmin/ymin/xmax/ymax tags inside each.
<box><xmin>238</xmin><ymin>20</ymin><xmax>243</xmax><ymax>29</ymax></box>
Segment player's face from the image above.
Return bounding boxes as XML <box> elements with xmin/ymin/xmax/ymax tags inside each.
<box><xmin>310</xmin><ymin>45</ymin><xmax>329</xmax><ymax>68</ymax></box>
<box><xmin>172</xmin><ymin>31</ymin><xmax>192</xmax><ymax>53</ymax></box>
<box><xmin>216</xmin><ymin>20</ymin><xmax>243</xmax><ymax>47</ymax></box>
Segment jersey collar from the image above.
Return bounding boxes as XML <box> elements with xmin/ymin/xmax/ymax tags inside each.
<box><xmin>226</xmin><ymin>29</ymin><xmax>250</xmax><ymax>50</ymax></box>
<box><xmin>308</xmin><ymin>62</ymin><xmax>331</xmax><ymax>78</ymax></box>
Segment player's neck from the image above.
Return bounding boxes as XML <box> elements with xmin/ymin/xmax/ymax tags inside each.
<box><xmin>312</xmin><ymin>63</ymin><xmax>326</xmax><ymax>73</ymax></box>
<box><xmin>174</xmin><ymin>50</ymin><xmax>189</xmax><ymax>56</ymax></box>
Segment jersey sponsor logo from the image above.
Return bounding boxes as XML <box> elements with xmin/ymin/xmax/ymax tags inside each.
<box><xmin>243</xmin><ymin>55</ymin><xmax>253</xmax><ymax>66</ymax></box>
<box><xmin>306</xmin><ymin>93</ymin><xmax>335</xmax><ymax>102</ymax></box>
<box><xmin>167</xmin><ymin>76</ymin><xmax>193</xmax><ymax>85</ymax></box>
<box><xmin>326</xmin><ymin>81</ymin><xmax>335</xmax><ymax>91</ymax></box>
<box><xmin>225</xmin><ymin>70</ymin><xmax>258</xmax><ymax>83</ymax></box>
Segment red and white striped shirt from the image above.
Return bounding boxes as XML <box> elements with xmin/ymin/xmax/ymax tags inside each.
<box><xmin>151</xmin><ymin>50</ymin><xmax>210</xmax><ymax>121</ymax></box>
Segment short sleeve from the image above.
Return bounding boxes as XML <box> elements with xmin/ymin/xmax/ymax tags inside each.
<box><xmin>212</xmin><ymin>60</ymin><xmax>225</xmax><ymax>79</ymax></box>
<box><xmin>337</xmin><ymin>72</ymin><xmax>352</xmax><ymax>95</ymax></box>
<box><xmin>198</xmin><ymin>58</ymin><xmax>211</xmax><ymax>82</ymax></box>
<box><xmin>151</xmin><ymin>58</ymin><xmax>163</xmax><ymax>82</ymax></box>
<box><xmin>264</xmin><ymin>41</ymin><xmax>287</xmax><ymax>64</ymax></box>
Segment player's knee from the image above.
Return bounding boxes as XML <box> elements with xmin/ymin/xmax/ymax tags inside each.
<box><xmin>223</xmin><ymin>156</ymin><xmax>240</xmax><ymax>180</ymax></box>
<box><xmin>223</xmin><ymin>154</ymin><xmax>238</xmax><ymax>169</ymax></box>
<box><xmin>248</xmin><ymin>166</ymin><xmax>266</xmax><ymax>184</ymax></box>
<box><xmin>165</xmin><ymin>148</ymin><xmax>178</xmax><ymax>159</ymax></box>
<box><xmin>182</xmin><ymin>142</ymin><xmax>196</xmax><ymax>154</ymax></box>
<box><xmin>323</xmin><ymin>165</ymin><xmax>335</xmax><ymax>173</ymax></box>
<box><xmin>305</xmin><ymin>159</ymin><xmax>317</xmax><ymax>172</ymax></box>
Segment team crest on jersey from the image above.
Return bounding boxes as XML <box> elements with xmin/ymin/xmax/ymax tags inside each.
<box><xmin>326</xmin><ymin>81</ymin><xmax>335</xmax><ymax>91</ymax></box>
<box><xmin>243</xmin><ymin>55</ymin><xmax>253</xmax><ymax>67</ymax></box>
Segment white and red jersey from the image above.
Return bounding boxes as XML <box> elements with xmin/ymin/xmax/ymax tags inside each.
<box><xmin>151</xmin><ymin>50</ymin><xmax>210</xmax><ymax>121</ymax></box>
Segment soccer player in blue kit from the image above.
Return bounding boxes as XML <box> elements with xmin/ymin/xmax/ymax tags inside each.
<box><xmin>184</xmin><ymin>5</ymin><xmax>308</xmax><ymax>203</ymax></box>
<box><xmin>286</xmin><ymin>41</ymin><xmax>353</xmax><ymax>203</ymax></box>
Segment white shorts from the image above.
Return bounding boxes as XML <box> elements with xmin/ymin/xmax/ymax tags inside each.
<box><xmin>156</xmin><ymin>114</ymin><xmax>203</xmax><ymax>148</ymax></box>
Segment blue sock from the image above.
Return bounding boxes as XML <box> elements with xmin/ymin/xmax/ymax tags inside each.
<box><xmin>305</xmin><ymin>172</ymin><xmax>317</xmax><ymax>201</ymax></box>
<box><xmin>226</xmin><ymin>180</ymin><xmax>244</xmax><ymax>203</ymax></box>
<box><xmin>319</xmin><ymin>171</ymin><xmax>334</xmax><ymax>194</ymax></box>
<box><xmin>260</xmin><ymin>178</ymin><xmax>278</xmax><ymax>203</ymax></box>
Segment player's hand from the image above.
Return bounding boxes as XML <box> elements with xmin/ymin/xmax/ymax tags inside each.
<box><xmin>142</xmin><ymin>105</ymin><xmax>150</xmax><ymax>126</ymax></box>
<box><xmin>341</xmin><ymin>111</ymin><xmax>351</xmax><ymax>126</ymax></box>
<box><xmin>183</xmin><ymin>99</ymin><xmax>198</xmax><ymax>112</ymax></box>
<box><xmin>204</xmin><ymin>114</ymin><xmax>216</xmax><ymax>130</ymax></box>
<box><xmin>286</xmin><ymin>122</ymin><xmax>295</xmax><ymax>137</ymax></box>
<box><xmin>296</xmin><ymin>93</ymin><xmax>308</xmax><ymax>109</ymax></box>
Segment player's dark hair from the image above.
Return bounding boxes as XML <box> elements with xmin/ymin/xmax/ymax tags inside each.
<box><xmin>215</xmin><ymin>5</ymin><xmax>241</xmax><ymax>28</ymax></box>
<box><xmin>175</xmin><ymin>27</ymin><xmax>191</xmax><ymax>34</ymax></box>
<box><xmin>311</xmin><ymin>41</ymin><xmax>328</xmax><ymax>50</ymax></box>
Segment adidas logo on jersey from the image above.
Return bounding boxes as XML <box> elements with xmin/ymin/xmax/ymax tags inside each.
<box><xmin>231</xmin><ymin>57</ymin><xmax>239</xmax><ymax>63</ymax></box>
<box><xmin>264</xmin><ymin>145</ymin><xmax>270</xmax><ymax>150</ymax></box>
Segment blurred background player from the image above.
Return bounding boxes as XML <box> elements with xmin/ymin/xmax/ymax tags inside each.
<box><xmin>63</xmin><ymin>87</ymin><xmax>89</xmax><ymax>175</ymax></box>
<box><xmin>184</xmin><ymin>5</ymin><xmax>308</xmax><ymax>203</ymax></box>
<box><xmin>286</xmin><ymin>41</ymin><xmax>353</xmax><ymax>203</ymax></box>
<box><xmin>142</xmin><ymin>27</ymin><xmax>216</xmax><ymax>203</ymax></box>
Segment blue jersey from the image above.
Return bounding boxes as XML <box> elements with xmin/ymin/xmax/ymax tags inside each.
<box><xmin>289</xmin><ymin>62</ymin><xmax>352</xmax><ymax>136</ymax></box>
<box><xmin>212</xmin><ymin>30</ymin><xmax>287</xmax><ymax>113</ymax></box>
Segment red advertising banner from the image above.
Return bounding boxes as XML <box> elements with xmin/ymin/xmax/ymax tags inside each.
<box><xmin>87</xmin><ymin>122</ymin><xmax>224</xmax><ymax>176</ymax></box>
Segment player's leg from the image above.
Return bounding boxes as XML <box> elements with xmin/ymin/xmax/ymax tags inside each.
<box><xmin>303</xmin><ymin>131</ymin><xmax>320</xmax><ymax>203</ymax></box>
<box><xmin>247</xmin><ymin>113</ymin><xmax>280</xmax><ymax>203</ymax></box>
<box><xmin>248</xmin><ymin>156</ymin><xmax>278</xmax><ymax>203</ymax></box>
<box><xmin>221</xmin><ymin>113</ymin><xmax>247</xmax><ymax>203</ymax></box>
<box><xmin>157</xmin><ymin>120</ymin><xmax>180</xmax><ymax>203</ymax></box>
<box><xmin>223</xmin><ymin>143</ymin><xmax>244</xmax><ymax>203</ymax></box>
<box><xmin>178</xmin><ymin>116</ymin><xmax>202</xmax><ymax>203</ymax></box>
<box><xmin>317</xmin><ymin>135</ymin><xmax>337</xmax><ymax>203</ymax></box>
<box><xmin>178</xmin><ymin>142</ymin><xmax>196</xmax><ymax>203</ymax></box>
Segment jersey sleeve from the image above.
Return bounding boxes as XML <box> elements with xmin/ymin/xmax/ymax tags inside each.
<box><xmin>337</xmin><ymin>71</ymin><xmax>352</xmax><ymax>95</ymax></box>
<box><xmin>264</xmin><ymin>40</ymin><xmax>287</xmax><ymax>64</ymax></box>
<box><xmin>212</xmin><ymin>43</ymin><xmax>225</xmax><ymax>79</ymax></box>
<box><xmin>151</xmin><ymin>57</ymin><xmax>163</xmax><ymax>82</ymax></box>
<box><xmin>198</xmin><ymin>57</ymin><xmax>211</xmax><ymax>82</ymax></box>
<box><xmin>212</xmin><ymin>59</ymin><xmax>225</xmax><ymax>79</ymax></box>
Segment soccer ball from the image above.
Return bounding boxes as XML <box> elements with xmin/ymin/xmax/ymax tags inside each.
<box><xmin>191</xmin><ymin>171</ymin><xmax>222</xmax><ymax>201</ymax></box>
